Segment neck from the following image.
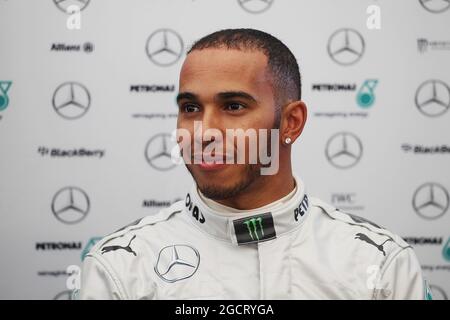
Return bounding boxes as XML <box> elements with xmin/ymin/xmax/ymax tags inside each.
<box><xmin>214</xmin><ymin>165</ymin><xmax>295</xmax><ymax>210</ymax></box>
<box><xmin>185</xmin><ymin>171</ymin><xmax>310</xmax><ymax>246</ymax></box>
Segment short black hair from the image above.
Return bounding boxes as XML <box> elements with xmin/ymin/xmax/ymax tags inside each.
<box><xmin>187</xmin><ymin>28</ymin><xmax>302</xmax><ymax>110</ymax></box>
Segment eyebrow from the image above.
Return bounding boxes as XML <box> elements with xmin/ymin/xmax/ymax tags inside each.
<box><xmin>176</xmin><ymin>91</ymin><xmax>257</xmax><ymax>104</ymax></box>
<box><xmin>176</xmin><ymin>92</ymin><xmax>197</xmax><ymax>104</ymax></box>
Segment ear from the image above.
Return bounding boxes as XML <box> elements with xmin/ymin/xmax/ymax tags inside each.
<box><xmin>280</xmin><ymin>100</ymin><xmax>307</xmax><ymax>145</ymax></box>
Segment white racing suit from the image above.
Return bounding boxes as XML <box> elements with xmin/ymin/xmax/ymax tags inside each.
<box><xmin>79</xmin><ymin>176</ymin><xmax>429</xmax><ymax>300</ymax></box>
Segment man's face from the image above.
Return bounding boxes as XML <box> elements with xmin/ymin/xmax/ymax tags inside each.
<box><xmin>177</xmin><ymin>48</ymin><xmax>278</xmax><ymax>200</ymax></box>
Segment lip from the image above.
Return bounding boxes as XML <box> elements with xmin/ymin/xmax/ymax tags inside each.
<box><xmin>197</xmin><ymin>161</ymin><xmax>228</xmax><ymax>171</ymax></box>
<box><xmin>192</xmin><ymin>153</ymin><xmax>234</xmax><ymax>163</ymax></box>
<box><xmin>193</xmin><ymin>153</ymin><xmax>232</xmax><ymax>171</ymax></box>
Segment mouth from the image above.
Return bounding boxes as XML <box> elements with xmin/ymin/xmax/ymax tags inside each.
<box><xmin>192</xmin><ymin>153</ymin><xmax>234</xmax><ymax>171</ymax></box>
<box><xmin>197</xmin><ymin>161</ymin><xmax>228</xmax><ymax>171</ymax></box>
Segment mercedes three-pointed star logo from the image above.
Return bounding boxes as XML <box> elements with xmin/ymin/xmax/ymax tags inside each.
<box><xmin>325</xmin><ymin>132</ymin><xmax>363</xmax><ymax>169</ymax></box>
<box><xmin>145</xmin><ymin>29</ymin><xmax>184</xmax><ymax>67</ymax></box>
<box><xmin>327</xmin><ymin>28</ymin><xmax>365</xmax><ymax>66</ymax></box>
<box><xmin>53</xmin><ymin>0</ymin><xmax>91</xmax><ymax>13</ymax></box>
<box><xmin>145</xmin><ymin>133</ymin><xmax>177</xmax><ymax>171</ymax></box>
<box><xmin>237</xmin><ymin>0</ymin><xmax>274</xmax><ymax>14</ymax></box>
<box><xmin>412</xmin><ymin>182</ymin><xmax>449</xmax><ymax>220</ymax></box>
<box><xmin>52</xmin><ymin>82</ymin><xmax>91</xmax><ymax>120</ymax></box>
<box><xmin>415</xmin><ymin>79</ymin><xmax>450</xmax><ymax>117</ymax></box>
<box><xmin>419</xmin><ymin>0</ymin><xmax>450</xmax><ymax>13</ymax></box>
<box><xmin>51</xmin><ymin>186</ymin><xmax>90</xmax><ymax>224</ymax></box>
<box><xmin>154</xmin><ymin>244</ymin><xmax>200</xmax><ymax>283</ymax></box>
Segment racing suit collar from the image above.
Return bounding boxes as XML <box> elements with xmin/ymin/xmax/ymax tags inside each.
<box><xmin>197</xmin><ymin>181</ymin><xmax>298</xmax><ymax>216</ymax></box>
<box><xmin>184</xmin><ymin>174</ymin><xmax>310</xmax><ymax>246</ymax></box>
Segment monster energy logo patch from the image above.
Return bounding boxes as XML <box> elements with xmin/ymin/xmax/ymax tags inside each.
<box><xmin>245</xmin><ymin>218</ymin><xmax>264</xmax><ymax>240</ymax></box>
<box><xmin>233</xmin><ymin>212</ymin><xmax>276</xmax><ymax>245</ymax></box>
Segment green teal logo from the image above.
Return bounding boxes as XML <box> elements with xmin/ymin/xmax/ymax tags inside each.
<box><xmin>356</xmin><ymin>79</ymin><xmax>378</xmax><ymax>108</ymax></box>
<box><xmin>244</xmin><ymin>217</ymin><xmax>264</xmax><ymax>241</ymax></box>
<box><xmin>0</xmin><ymin>81</ymin><xmax>12</xmax><ymax>111</ymax></box>
<box><xmin>425</xmin><ymin>280</ymin><xmax>433</xmax><ymax>300</ymax></box>
<box><xmin>443</xmin><ymin>237</ymin><xmax>450</xmax><ymax>262</ymax></box>
<box><xmin>233</xmin><ymin>212</ymin><xmax>276</xmax><ymax>245</ymax></box>
<box><xmin>81</xmin><ymin>237</ymin><xmax>102</xmax><ymax>261</ymax></box>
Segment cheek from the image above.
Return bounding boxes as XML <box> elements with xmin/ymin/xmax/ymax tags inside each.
<box><xmin>177</xmin><ymin>118</ymin><xmax>196</xmax><ymax>136</ymax></box>
<box><xmin>225</xmin><ymin>109</ymin><xmax>275</xmax><ymax>131</ymax></box>
<box><xmin>250</xmin><ymin>102</ymin><xmax>277</xmax><ymax>125</ymax></box>
<box><xmin>176</xmin><ymin>121</ymin><xmax>195</xmax><ymax>154</ymax></box>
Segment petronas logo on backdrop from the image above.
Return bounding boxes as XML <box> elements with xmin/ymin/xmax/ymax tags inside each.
<box><xmin>311</xmin><ymin>79</ymin><xmax>378</xmax><ymax>110</ymax></box>
<box><xmin>356</xmin><ymin>79</ymin><xmax>378</xmax><ymax>108</ymax></box>
<box><xmin>443</xmin><ymin>237</ymin><xmax>450</xmax><ymax>262</ymax></box>
<box><xmin>0</xmin><ymin>81</ymin><xmax>12</xmax><ymax>111</ymax></box>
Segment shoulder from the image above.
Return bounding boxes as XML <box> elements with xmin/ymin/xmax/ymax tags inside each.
<box><xmin>306</xmin><ymin>196</ymin><xmax>411</xmax><ymax>273</ymax></box>
<box><xmin>80</xmin><ymin>201</ymin><xmax>186</xmax><ymax>299</ymax></box>
<box><xmin>306</xmin><ymin>197</ymin><xmax>420</xmax><ymax>298</ymax></box>
<box><xmin>309</xmin><ymin>196</ymin><xmax>410</xmax><ymax>251</ymax></box>
<box><xmin>87</xmin><ymin>200</ymin><xmax>185</xmax><ymax>257</ymax></box>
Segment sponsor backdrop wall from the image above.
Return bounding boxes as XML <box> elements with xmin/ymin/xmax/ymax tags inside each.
<box><xmin>0</xmin><ymin>0</ymin><xmax>449</xmax><ymax>299</ymax></box>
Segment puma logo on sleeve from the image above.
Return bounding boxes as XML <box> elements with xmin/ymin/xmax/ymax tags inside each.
<box><xmin>101</xmin><ymin>235</ymin><xmax>137</xmax><ymax>256</ymax></box>
<box><xmin>355</xmin><ymin>233</ymin><xmax>393</xmax><ymax>256</ymax></box>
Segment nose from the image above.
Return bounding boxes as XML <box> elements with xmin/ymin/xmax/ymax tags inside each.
<box><xmin>201</xmin><ymin>105</ymin><xmax>220</xmax><ymax>133</ymax></box>
<box><xmin>194</xmin><ymin>105</ymin><xmax>223</xmax><ymax>149</ymax></box>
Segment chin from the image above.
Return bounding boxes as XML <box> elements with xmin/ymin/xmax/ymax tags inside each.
<box><xmin>197</xmin><ymin>183</ymin><xmax>238</xmax><ymax>201</ymax></box>
<box><xmin>193</xmin><ymin>167</ymin><xmax>236</xmax><ymax>186</ymax></box>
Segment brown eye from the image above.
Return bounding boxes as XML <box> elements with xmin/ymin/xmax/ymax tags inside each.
<box><xmin>183</xmin><ymin>104</ymin><xmax>200</xmax><ymax>113</ymax></box>
<box><xmin>226</xmin><ymin>103</ymin><xmax>245</xmax><ymax>111</ymax></box>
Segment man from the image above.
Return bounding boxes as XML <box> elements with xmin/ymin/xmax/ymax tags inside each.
<box><xmin>79</xmin><ymin>29</ymin><xmax>429</xmax><ymax>299</ymax></box>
